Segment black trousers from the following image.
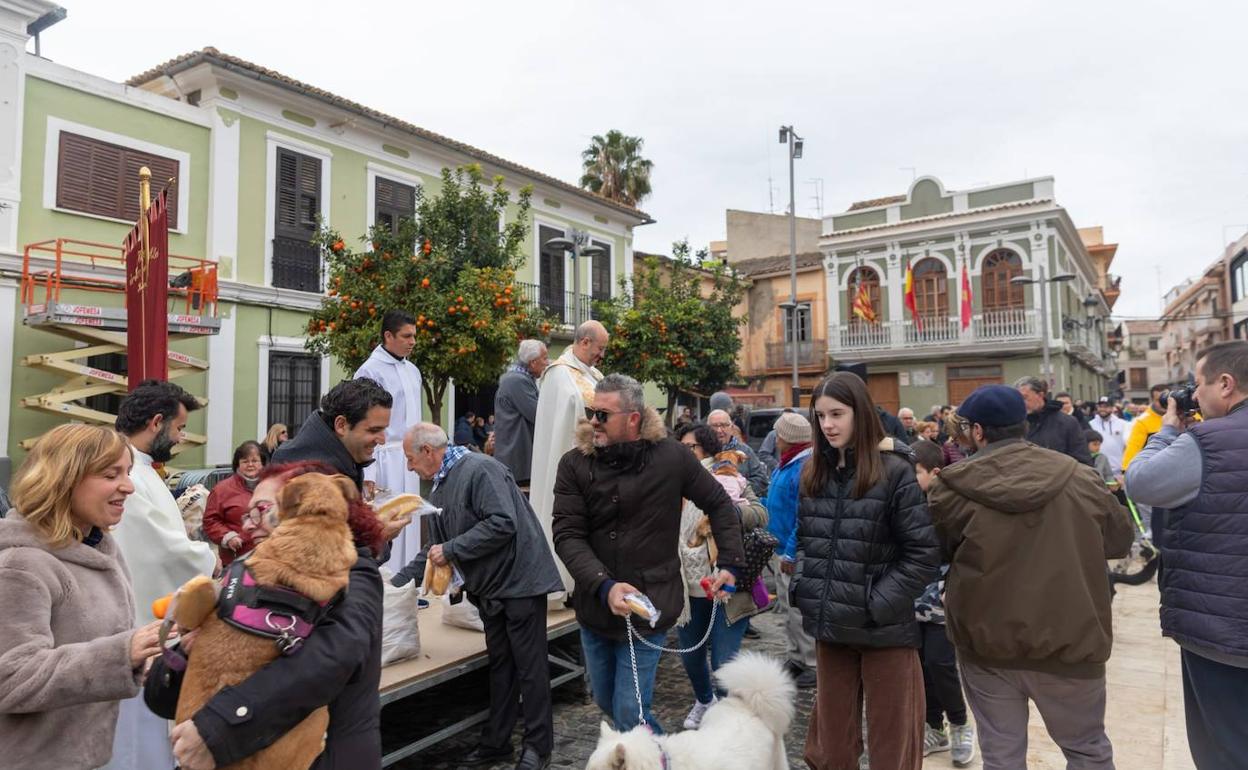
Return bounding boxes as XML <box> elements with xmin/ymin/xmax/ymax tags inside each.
<box><xmin>479</xmin><ymin>594</ymin><xmax>553</xmax><ymax>756</ymax></box>
<box><xmin>919</xmin><ymin>621</ymin><xmax>967</xmax><ymax>729</ymax></box>
<box><xmin>1182</xmin><ymin>648</ymin><xmax>1248</xmax><ymax>770</ymax></box>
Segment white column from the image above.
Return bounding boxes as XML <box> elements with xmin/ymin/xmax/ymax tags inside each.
<box><xmin>823</xmin><ymin>253</ymin><xmax>839</xmax><ymax>352</ymax></box>
<box><xmin>886</xmin><ymin>246</ymin><xmax>903</xmax><ymax>347</ymax></box>
<box><xmin>206</xmin><ymin>312</ymin><xmax>237</xmax><ymax>464</ymax></box>
<box><xmin>205</xmin><ymin>102</ymin><xmax>241</xmax><ymax>279</ymax></box>
<box><xmin>0</xmin><ymin>277</ymin><xmax>17</xmax><ymax>464</ymax></box>
<box><xmin>0</xmin><ymin>30</ymin><xmax>29</xmax><ymax>254</ymax></box>
<box><xmin>1031</xmin><ymin>224</ymin><xmax>1052</xmax><ymax>344</ymax></box>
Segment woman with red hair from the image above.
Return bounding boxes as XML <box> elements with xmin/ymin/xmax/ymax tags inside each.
<box><xmin>146</xmin><ymin>461</ymin><xmax>403</xmax><ymax>770</ymax></box>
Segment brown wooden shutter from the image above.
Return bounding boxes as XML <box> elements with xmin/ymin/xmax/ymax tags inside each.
<box><xmin>56</xmin><ymin>131</ymin><xmax>180</xmax><ymax>228</ymax></box>
<box><xmin>374</xmin><ymin>176</ymin><xmax>416</xmax><ymax>233</ymax></box>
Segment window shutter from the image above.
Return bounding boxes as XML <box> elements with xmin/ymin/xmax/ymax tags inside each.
<box><xmin>56</xmin><ymin>132</ymin><xmax>180</xmax><ymax>227</ymax></box>
<box><xmin>374</xmin><ymin>176</ymin><xmax>416</xmax><ymax>233</ymax></box>
<box><xmin>276</xmin><ymin>149</ymin><xmax>300</xmax><ymax>235</ymax></box>
<box><xmin>297</xmin><ymin>154</ymin><xmax>321</xmax><ymax>230</ymax></box>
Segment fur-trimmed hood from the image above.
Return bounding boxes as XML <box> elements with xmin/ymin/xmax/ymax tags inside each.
<box><xmin>574</xmin><ymin>406</ymin><xmax>666</xmax><ymax>455</ymax></box>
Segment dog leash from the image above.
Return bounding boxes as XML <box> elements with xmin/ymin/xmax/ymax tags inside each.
<box><xmin>623</xmin><ymin>598</ymin><xmax>720</xmax><ymax>727</ymax></box>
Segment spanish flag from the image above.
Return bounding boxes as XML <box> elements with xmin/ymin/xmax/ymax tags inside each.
<box><xmin>904</xmin><ymin>262</ymin><xmax>921</xmax><ymax>331</ymax></box>
<box><xmin>852</xmin><ymin>279</ymin><xmax>876</xmax><ymax>323</ymax></box>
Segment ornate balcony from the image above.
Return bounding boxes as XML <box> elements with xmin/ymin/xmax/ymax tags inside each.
<box><xmin>765</xmin><ymin>338</ymin><xmax>828</xmax><ymax>370</ymax></box>
<box><xmin>830</xmin><ymin>308</ymin><xmax>1041</xmax><ymax>357</ymax></box>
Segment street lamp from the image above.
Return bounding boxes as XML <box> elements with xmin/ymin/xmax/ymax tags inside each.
<box><xmin>1012</xmin><ymin>266</ymin><xmax>1076</xmax><ymax>389</ymax></box>
<box><xmin>779</xmin><ymin>125</ymin><xmax>803</xmax><ymax>407</ymax></box>
<box><xmin>544</xmin><ymin>234</ymin><xmax>606</xmax><ymax>326</ymax></box>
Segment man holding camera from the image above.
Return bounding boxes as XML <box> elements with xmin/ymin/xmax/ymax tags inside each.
<box><xmin>1125</xmin><ymin>340</ymin><xmax>1248</xmax><ymax>770</ymax></box>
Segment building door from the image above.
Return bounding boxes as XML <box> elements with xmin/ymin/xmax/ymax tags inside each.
<box><xmin>947</xmin><ymin>364</ymin><xmax>1003</xmax><ymax>406</ymax></box>
<box><xmin>867</xmin><ymin>373</ymin><xmax>900</xmax><ymax>416</ymax></box>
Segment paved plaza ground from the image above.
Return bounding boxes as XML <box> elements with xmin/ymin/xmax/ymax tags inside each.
<box><xmin>386</xmin><ymin>580</ymin><xmax>1195</xmax><ymax>769</ymax></box>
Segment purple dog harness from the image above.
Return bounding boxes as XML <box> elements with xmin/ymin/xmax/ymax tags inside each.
<box><xmin>160</xmin><ymin>559</ymin><xmax>341</xmax><ymax>671</ymax></box>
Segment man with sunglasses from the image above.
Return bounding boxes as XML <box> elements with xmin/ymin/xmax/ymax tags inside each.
<box><xmin>530</xmin><ymin>320</ymin><xmax>609</xmax><ymax>601</ymax></box>
<box><xmin>552</xmin><ymin>374</ymin><xmax>746</xmax><ymax>733</ymax></box>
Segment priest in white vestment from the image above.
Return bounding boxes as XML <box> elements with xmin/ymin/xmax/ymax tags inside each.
<box><xmin>105</xmin><ymin>381</ymin><xmax>216</xmax><ymax>770</ymax></box>
<box><xmin>530</xmin><ymin>320</ymin><xmax>609</xmax><ymax>599</ymax></box>
<box><xmin>354</xmin><ymin>311</ymin><xmax>424</xmax><ymax>572</ymax></box>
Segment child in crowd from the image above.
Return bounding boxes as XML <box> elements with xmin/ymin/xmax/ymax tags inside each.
<box><xmin>1086</xmin><ymin>429</ymin><xmax>1120</xmax><ymax>492</ymax></box>
<box><xmin>911</xmin><ymin>439</ymin><xmax>976</xmax><ymax>767</ymax></box>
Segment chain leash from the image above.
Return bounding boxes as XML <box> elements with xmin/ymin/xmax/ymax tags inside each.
<box><xmin>623</xmin><ymin>598</ymin><xmax>720</xmax><ymax>726</ymax></box>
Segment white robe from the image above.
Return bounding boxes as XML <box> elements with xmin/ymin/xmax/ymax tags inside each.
<box><xmin>104</xmin><ymin>446</ymin><xmax>215</xmax><ymax>770</ymax></box>
<box><xmin>529</xmin><ymin>348</ymin><xmax>603</xmax><ymax>600</ymax></box>
<box><xmin>355</xmin><ymin>344</ymin><xmax>425</xmax><ymax>571</ymax></box>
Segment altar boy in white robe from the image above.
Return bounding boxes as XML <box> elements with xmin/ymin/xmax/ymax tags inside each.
<box><xmin>529</xmin><ymin>320</ymin><xmax>608</xmax><ymax>600</ymax></box>
<box><xmin>105</xmin><ymin>380</ymin><xmax>216</xmax><ymax>770</ymax></box>
<box><xmin>354</xmin><ymin>310</ymin><xmax>425</xmax><ymax>572</ymax></box>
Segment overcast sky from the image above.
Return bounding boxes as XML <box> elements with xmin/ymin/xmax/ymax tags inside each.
<box><xmin>36</xmin><ymin>1</ymin><xmax>1248</xmax><ymax>319</ymax></box>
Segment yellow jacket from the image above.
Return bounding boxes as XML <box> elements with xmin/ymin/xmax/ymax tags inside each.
<box><xmin>1122</xmin><ymin>408</ymin><xmax>1162</xmax><ymax>470</ymax></box>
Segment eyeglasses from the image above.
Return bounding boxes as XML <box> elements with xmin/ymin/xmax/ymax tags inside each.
<box><xmin>246</xmin><ymin>499</ymin><xmax>275</xmax><ymax>524</ymax></box>
<box><xmin>681</xmin><ymin>441</ymin><xmax>699</xmax><ymax>450</ymax></box>
<box><xmin>585</xmin><ymin>408</ymin><xmax>634</xmax><ymax>424</ymax></box>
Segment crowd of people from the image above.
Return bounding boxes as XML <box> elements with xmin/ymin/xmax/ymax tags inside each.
<box><xmin>0</xmin><ymin>299</ymin><xmax>1244</xmax><ymax>770</ymax></box>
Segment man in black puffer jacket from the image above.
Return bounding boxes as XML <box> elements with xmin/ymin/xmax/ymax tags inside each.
<box><xmin>1015</xmin><ymin>376</ymin><xmax>1092</xmax><ymax>466</ymax></box>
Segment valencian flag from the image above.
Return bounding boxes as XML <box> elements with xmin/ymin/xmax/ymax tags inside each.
<box><xmin>903</xmin><ymin>260</ymin><xmax>922</xmax><ymax>332</ymax></box>
<box><xmin>960</xmin><ymin>262</ymin><xmax>973</xmax><ymax>330</ymax></box>
<box><xmin>123</xmin><ymin>177</ymin><xmax>170</xmax><ymax>387</ymax></box>
<box><xmin>852</xmin><ymin>272</ymin><xmax>876</xmax><ymax>323</ymax></box>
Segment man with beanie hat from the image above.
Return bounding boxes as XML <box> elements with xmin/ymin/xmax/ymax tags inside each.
<box><xmin>928</xmin><ymin>384</ymin><xmax>1133</xmax><ymax>769</ymax></box>
<box><xmin>764</xmin><ymin>411</ymin><xmax>817</xmax><ymax>687</ymax></box>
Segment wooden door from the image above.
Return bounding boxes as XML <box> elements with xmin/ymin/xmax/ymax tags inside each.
<box><xmin>867</xmin><ymin>373</ymin><xmax>900</xmax><ymax>416</ymax></box>
<box><xmin>947</xmin><ymin>365</ymin><xmax>1004</xmax><ymax>407</ymax></box>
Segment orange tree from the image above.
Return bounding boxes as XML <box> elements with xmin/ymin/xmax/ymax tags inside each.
<box><xmin>594</xmin><ymin>240</ymin><xmax>747</xmax><ymax>419</ymax></box>
<box><xmin>305</xmin><ymin>165</ymin><xmax>552</xmax><ymax>421</ymax></box>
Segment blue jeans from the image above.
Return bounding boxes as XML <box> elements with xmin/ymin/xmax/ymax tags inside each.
<box><xmin>677</xmin><ymin>596</ymin><xmax>749</xmax><ymax>704</ymax></box>
<box><xmin>580</xmin><ymin>626</ymin><xmax>666</xmax><ymax>733</ymax></box>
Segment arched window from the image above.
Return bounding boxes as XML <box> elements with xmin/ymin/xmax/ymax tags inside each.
<box><xmin>847</xmin><ymin>266</ymin><xmax>880</xmax><ymax>324</ymax></box>
<box><xmin>912</xmin><ymin>258</ymin><xmax>948</xmax><ymax>320</ymax></box>
<box><xmin>982</xmin><ymin>249</ymin><xmax>1024</xmax><ymax>311</ymax></box>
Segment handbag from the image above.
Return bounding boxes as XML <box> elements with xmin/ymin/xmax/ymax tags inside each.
<box><xmin>738</xmin><ymin>527</ymin><xmax>779</xmax><ymax>590</ymax></box>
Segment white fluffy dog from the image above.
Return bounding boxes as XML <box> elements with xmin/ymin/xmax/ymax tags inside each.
<box><xmin>584</xmin><ymin>652</ymin><xmax>796</xmax><ymax>770</ymax></box>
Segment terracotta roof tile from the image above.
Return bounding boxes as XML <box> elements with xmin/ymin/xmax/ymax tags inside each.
<box><xmin>846</xmin><ymin>194</ymin><xmax>906</xmax><ymax>211</ymax></box>
<box><xmin>732</xmin><ymin>252</ymin><xmax>823</xmax><ymax>277</ymax></box>
<box><xmin>823</xmin><ymin>199</ymin><xmax>1052</xmax><ymax>238</ymax></box>
<box><xmin>127</xmin><ymin>48</ymin><xmax>652</xmax><ymax>223</ymax></box>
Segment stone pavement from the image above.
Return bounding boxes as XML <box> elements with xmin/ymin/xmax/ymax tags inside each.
<box><xmin>387</xmin><ymin>580</ymin><xmax>1195</xmax><ymax>769</ymax></box>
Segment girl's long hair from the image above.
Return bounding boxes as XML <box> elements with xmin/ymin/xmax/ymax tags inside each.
<box><xmin>11</xmin><ymin>424</ymin><xmax>131</xmax><ymax>548</ymax></box>
<box><xmin>263</xmin><ymin>424</ymin><xmax>287</xmax><ymax>453</ymax></box>
<box><xmin>801</xmin><ymin>372</ymin><xmax>884</xmax><ymax>499</ymax></box>
<box><xmin>258</xmin><ymin>461</ymin><xmax>386</xmax><ymax>556</ymax></box>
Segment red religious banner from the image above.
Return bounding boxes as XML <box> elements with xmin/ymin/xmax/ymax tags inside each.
<box><xmin>123</xmin><ymin>168</ymin><xmax>170</xmax><ymax>388</ymax></box>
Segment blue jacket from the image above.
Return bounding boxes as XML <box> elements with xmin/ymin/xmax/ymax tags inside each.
<box><xmin>764</xmin><ymin>447</ymin><xmax>810</xmax><ymax>561</ymax></box>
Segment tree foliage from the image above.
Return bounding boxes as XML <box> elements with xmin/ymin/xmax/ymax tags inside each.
<box><xmin>579</xmin><ymin>130</ymin><xmax>654</xmax><ymax>207</ymax></box>
<box><xmin>306</xmin><ymin>165</ymin><xmax>552</xmax><ymax>421</ymax></box>
<box><xmin>595</xmin><ymin>240</ymin><xmax>747</xmax><ymax>418</ymax></box>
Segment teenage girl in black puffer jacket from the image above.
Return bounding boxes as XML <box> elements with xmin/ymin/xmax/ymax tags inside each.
<box><xmin>792</xmin><ymin>372</ymin><xmax>939</xmax><ymax>770</ymax></box>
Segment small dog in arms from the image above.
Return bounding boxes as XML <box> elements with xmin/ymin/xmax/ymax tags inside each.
<box><xmin>585</xmin><ymin>652</ymin><xmax>796</xmax><ymax>770</ymax></box>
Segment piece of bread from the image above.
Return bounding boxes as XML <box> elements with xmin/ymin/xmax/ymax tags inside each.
<box><xmin>376</xmin><ymin>492</ymin><xmax>424</xmax><ymax>522</ymax></box>
<box><xmin>422</xmin><ymin>559</ymin><xmax>452</xmax><ymax>596</ymax></box>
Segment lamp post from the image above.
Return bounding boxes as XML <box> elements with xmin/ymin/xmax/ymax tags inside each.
<box><xmin>1012</xmin><ymin>265</ymin><xmax>1076</xmax><ymax>389</ymax></box>
<box><xmin>544</xmin><ymin>233</ymin><xmax>606</xmax><ymax>327</ymax></box>
<box><xmin>779</xmin><ymin>125</ymin><xmax>804</xmax><ymax>407</ymax></box>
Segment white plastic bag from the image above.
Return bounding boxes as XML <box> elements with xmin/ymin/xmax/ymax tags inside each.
<box><xmin>441</xmin><ymin>592</ymin><xmax>484</xmax><ymax>632</ymax></box>
<box><xmin>379</xmin><ymin>567</ymin><xmax>422</xmax><ymax>665</ymax></box>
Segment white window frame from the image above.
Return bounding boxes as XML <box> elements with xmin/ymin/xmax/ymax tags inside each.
<box><xmin>256</xmin><ymin>335</ymin><xmax>331</xmax><ymax>441</ymax></box>
<box><xmin>263</xmin><ymin>131</ymin><xmax>332</xmax><ymax>290</ymax></box>
<box><xmin>42</xmin><ymin>116</ymin><xmax>192</xmax><ymax>234</ymax></box>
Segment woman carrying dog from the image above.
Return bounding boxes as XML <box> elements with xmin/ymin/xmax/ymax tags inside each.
<box><xmin>793</xmin><ymin>372</ymin><xmax>940</xmax><ymax>770</ymax></box>
<box><xmin>675</xmin><ymin>423</ymin><xmax>768</xmax><ymax>730</ymax></box>
<box><xmin>0</xmin><ymin>424</ymin><xmax>164</xmax><ymax>770</ymax></box>
<box><xmin>201</xmin><ymin>440</ymin><xmax>266</xmax><ymax>566</ymax></box>
<box><xmin>148</xmin><ymin>460</ymin><xmax>405</xmax><ymax>770</ymax></box>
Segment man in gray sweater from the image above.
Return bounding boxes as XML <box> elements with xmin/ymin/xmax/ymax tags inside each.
<box><xmin>403</xmin><ymin>423</ymin><xmax>562</xmax><ymax>770</ymax></box>
<box><xmin>493</xmin><ymin>339</ymin><xmax>548</xmax><ymax>486</ymax></box>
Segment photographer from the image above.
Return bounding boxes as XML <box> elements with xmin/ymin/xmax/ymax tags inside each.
<box><xmin>1124</xmin><ymin>340</ymin><xmax>1248</xmax><ymax>770</ymax></box>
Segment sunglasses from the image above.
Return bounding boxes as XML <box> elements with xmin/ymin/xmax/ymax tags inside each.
<box><xmin>585</xmin><ymin>408</ymin><xmax>633</xmax><ymax>424</ymax></box>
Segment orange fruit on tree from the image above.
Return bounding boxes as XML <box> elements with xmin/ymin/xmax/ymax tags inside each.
<box><xmin>332</xmin><ymin>239</ymin><xmax>345</xmax><ymax>253</ymax></box>
<box><xmin>421</xmin><ymin>278</ymin><xmax>430</xmax><ymax>288</ymax></box>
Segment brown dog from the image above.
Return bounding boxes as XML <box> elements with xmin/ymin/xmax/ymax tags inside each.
<box><xmin>170</xmin><ymin>472</ymin><xmax>361</xmax><ymax>770</ymax></box>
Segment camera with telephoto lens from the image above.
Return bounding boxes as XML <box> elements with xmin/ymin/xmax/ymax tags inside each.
<box><xmin>1160</xmin><ymin>386</ymin><xmax>1199</xmax><ymax>415</ymax></box>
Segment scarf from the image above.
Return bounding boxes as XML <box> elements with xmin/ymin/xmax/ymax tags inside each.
<box><xmin>432</xmin><ymin>444</ymin><xmax>471</xmax><ymax>491</ymax></box>
<box><xmin>780</xmin><ymin>441</ymin><xmax>811</xmax><ymax>466</ymax></box>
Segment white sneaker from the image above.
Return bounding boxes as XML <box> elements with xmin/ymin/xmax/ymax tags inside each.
<box><xmin>951</xmin><ymin>722</ymin><xmax>976</xmax><ymax>767</ymax></box>
<box><xmin>682</xmin><ymin>697</ymin><xmax>716</xmax><ymax>730</ymax></box>
<box><xmin>923</xmin><ymin>724</ymin><xmax>950</xmax><ymax>756</ymax></box>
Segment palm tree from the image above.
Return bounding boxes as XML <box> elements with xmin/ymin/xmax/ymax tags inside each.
<box><xmin>579</xmin><ymin>130</ymin><xmax>653</xmax><ymax>208</ymax></box>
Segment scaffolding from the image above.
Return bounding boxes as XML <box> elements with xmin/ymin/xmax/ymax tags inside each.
<box><xmin>18</xmin><ymin>238</ymin><xmax>221</xmax><ymax>452</ymax></box>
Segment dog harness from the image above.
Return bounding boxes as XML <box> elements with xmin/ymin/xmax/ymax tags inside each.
<box><xmin>217</xmin><ymin>559</ymin><xmax>341</xmax><ymax>655</ymax></box>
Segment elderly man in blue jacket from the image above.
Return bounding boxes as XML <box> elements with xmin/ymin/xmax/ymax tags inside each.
<box><xmin>764</xmin><ymin>411</ymin><xmax>817</xmax><ymax>688</ymax></box>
